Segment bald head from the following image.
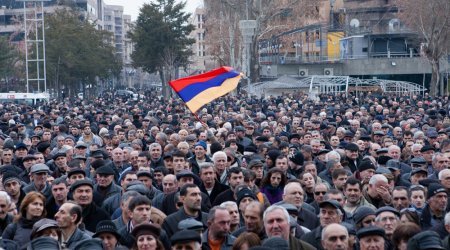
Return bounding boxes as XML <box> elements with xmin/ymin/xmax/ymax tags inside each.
<box><xmin>321</xmin><ymin>223</ymin><xmax>349</xmax><ymax>250</ymax></box>
<box><xmin>162</xmin><ymin>174</ymin><xmax>178</xmax><ymax>194</ymax></box>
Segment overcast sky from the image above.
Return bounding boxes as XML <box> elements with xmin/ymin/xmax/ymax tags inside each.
<box><xmin>103</xmin><ymin>0</ymin><xmax>204</xmax><ymax>20</ymax></box>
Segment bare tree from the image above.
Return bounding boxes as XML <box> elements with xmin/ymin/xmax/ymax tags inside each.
<box><xmin>204</xmin><ymin>0</ymin><xmax>321</xmax><ymax>82</ymax></box>
<box><xmin>396</xmin><ymin>0</ymin><xmax>450</xmax><ymax>96</ymax></box>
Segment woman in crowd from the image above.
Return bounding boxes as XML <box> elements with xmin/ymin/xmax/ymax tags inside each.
<box><xmin>2</xmin><ymin>192</ymin><xmax>46</xmax><ymax>248</ymax></box>
<box><xmin>260</xmin><ymin>168</ymin><xmax>286</xmax><ymax>204</ymax></box>
<box><xmin>232</xmin><ymin>232</ymin><xmax>261</xmax><ymax>250</ymax></box>
<box><xmin>131</xmin><ymin>223</ymin><xmax>164</xmax><ymax>250</ymax></box>
<box><xmin>299</xmin><ymin>172</ymin><xmax>316</xmax><ymax>204</ymax></box>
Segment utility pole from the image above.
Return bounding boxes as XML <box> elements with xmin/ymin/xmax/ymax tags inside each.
<box><xmin>18</xmin><ymin>0</ymin><xmax>49</xmax><ymax>93</ymax></box>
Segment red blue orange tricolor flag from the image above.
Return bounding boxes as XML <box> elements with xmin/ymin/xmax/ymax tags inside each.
<box><xmin>169</xmin><ymin>66</ymin><xmax>243</xmax><ymax>114</ymax></box>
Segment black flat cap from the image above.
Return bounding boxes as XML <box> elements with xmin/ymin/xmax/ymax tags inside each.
<box><xmin>345</xmin><ymin>143</ymin><xmax>359</xmax><ymax>151</ymax></box>
<box><xmin>411</xmin><ymin>168</ymin><xmax>428</xmax><ymax>176</ymax></box>
<box><xmin>353</xmin><ymin>206</ymin><xmax>376</xmax><ymax>224</ymax></box>
<box><xmin>376</xmin><ymin>206</ymin><xmax>400</xmax><ymax>217</ymax></box>
<box><xmin>357</xmin><ymin>226</ymin><xmax>385</xmax><ymax>239</ymax></box>
<box><xmin>95</xmin><ymin>166</ymin><xmax>115</xmax><ymax>176</ymax></box>
<box><xmin>70</xmin><ymin>179</ymin><xmax>93</xmax><ymax>192</ymax></box>
<box><xmin>178</xmin><ymin>218</ymin><xmax>204</xmax><ymax>230</ymax></box>
<box><xmin>131</xmin><ymin>223</ymin><xmax>161</xmax><ymax>239</ymax></box>
<box><xmin>410</xmin><ymin>157</ymin><xmax>426</xmax><ymax>165</ymax></box>
<box><xmin>407</xmin><ymin>231</ymin><xmax>444</xmax><ymax>250</ymax></box>
<box><xmin>29</xmin><ymin>237</ymin><xmax>60</xmax><ymax>250</ymax></box>
<box><xmin>68</xmin><ymin>168</ymin><xmax>86</xmax><ymax>178</ymax></box>
<box><xmin>93</xmin><ymin>220</ymin><xmax>121</xmax><ymax>240</ymax></box>
<box><xmin>137</xmin><ymin>171</ymin><xmax>153</xmax><ymax>178</ymax></box>
<box><xmin>72</xmin><ymin>239</ymin><xmax>104</xmax><ymax>250</ymax></box>
<box><xmin>52</xmin><ymin>152</ymin><xmax>66</xmax><ymax>160</ymax></box>
<box><xmin>171</xmin><ymin>229</ymin><xmax>201</xmax><ymax>245</ymax></box>
<box><xmin>420</xmin><ymin>145</ymin><xmax>435</xmax><ymax>153</ymax></box>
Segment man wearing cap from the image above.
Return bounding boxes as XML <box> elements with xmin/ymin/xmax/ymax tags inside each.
<box><xmin>374</xmin><ymin>206</ymin><xmax>399</xmax><ymax>243</ymax></box>
<box><xmin>2</xmin><ymin>172</ymin><xmax>26</xmax><ymax>208</ymax></box>
<box><xmin>94</xmin><ymin>165</ymin><xmax>121</xmax><ymax>204</ymax></box>
<box><xmin>54</xmin><ymin>201</ymin><xmax>91</xmax><ymax>248</ymax></box>
<box><xmin>18</xmin><ymin>154</ymin><xmax>36</xmax><ymax>184</ymax></box>
<box><xmin>74</xmin><ymin>142</ymin><xmax>88</xmax><ymax>157</ymax></box>
<box><xmin>101</xmin><ymin>170</ymin><xmax>138</xmax><ymax>215</ymax></box>
<box><xmin>199</xmin><ymin>162</ymin><xmax>229</xmax><ymax>205</ymax></box>
<box><xmin>13</xmin><ymin>142</ymin><xmax>29</xmax><ymax>166</ymax></box>
<box><xmin>235</xmin><ymin>125</ymin><xmax>252</xmax><ymax>148</ymax></box>
<box><xmin>301</xmin><ymin>200</ymin><xmax>344</xmax><ymax>250</ymax></box>
<box><xmin>171</xmin><ymin>229</ymin><xmax>202</xmax><ymax>250</ymax></box>
<box><xmin>421</xmin><ymin>183</ymin><xmax>448</xmax><ymax>229</ymax></box>
<box><xmin>421</xmin><ymin>145</ymin><xmax>435</xmax><ymax>172</ymax></box>
<box><xmin>264</xmin><ymin>205</ymin><xmax>315</xmax><ymax>250</ymax></box>
<box><xmin>236</xmin><ymin>187</ymin><xmax>257</xmax><ymax>216</ymax></box>
<box><xmin>344</xmin><ymin>143</ymin><xmax>361</xmax><ymax>173</ymax></box>
<box><xmin>188</xmin><ymin>140</ymin><xmax>212</xmax><ymax>175</ymax></box>
<box><xmin>93</xmin><ymin>220</ymin><xmax>121</xmax><ymax>250</ymax></box>
<box><xmin>162</xmin><ymin>183</ymin><xmax>208</xmax><ymax>238</ymax></box>
<box><xmin>201</xmin><ymin>206</ymin><xmax>236</xmax><ymax>249</ymax></box>
<box><xmin>51</xmin><ymin>152</ymin><xmax>69</xmax><ymax>178</ymax></box>
<box><xmin>356</xmin><ymin>226</ymin><xmax>386</xmax><ymax>250</ymax></box>
<box><xmin>139</xmin><ymin>170</ymin><xmax>162</xmax><ymax>199</ymax></box>
<box><xmin>23</xmin><ymin>163</ymin><xmax>52</xmax><ymax>199</ymax></box>
<box><xmin>71</xmin><ymin>179</ymin><xmax>110</xmax><ymax>232</ymax></box>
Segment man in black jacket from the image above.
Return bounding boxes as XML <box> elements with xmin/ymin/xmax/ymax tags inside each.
<box><xmin>118</xmin><ymin>195</ymin><xmax>170</xmax><ymax>249</ymax></box>
<box><xmin>71</xmin><ymin>179</ymin><xmax>110</xmax><ymax>232</ymax></box>
<box><xmin>162</xmin><ymin>183</ymin><xmax>208</xmax><ymax>238</ymax></box>
<box><xmin>199</xmin><ymin>162</ymin><xmax>229</xmax><ymax>205</ymax></box>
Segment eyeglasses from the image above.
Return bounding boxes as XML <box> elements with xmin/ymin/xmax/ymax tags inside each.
<box><xmin>314</xmin><ymin>191</ymin><xmax>326</xmax><ymax>195</ymax></box>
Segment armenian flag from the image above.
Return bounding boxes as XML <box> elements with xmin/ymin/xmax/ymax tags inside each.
<box><xmin>169</xmin><ymin>66</ymin><xmax>243</xmax><ymax>114</ymax></box>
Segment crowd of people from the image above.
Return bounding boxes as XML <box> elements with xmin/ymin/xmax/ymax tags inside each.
<box><xmin>0</xmin><ymin>89</ymin><xmax>449</xmax><ymax>250</ymax></box>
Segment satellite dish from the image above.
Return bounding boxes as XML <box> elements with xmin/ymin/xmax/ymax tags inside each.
<box><xmin>350</xmin><ymin>19</ymin><xmax>360</xmax><ymax>28</ymax></box>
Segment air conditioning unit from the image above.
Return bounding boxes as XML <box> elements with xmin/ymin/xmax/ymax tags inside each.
<box><xmin>324</xmin><ymin>68</ymin><xmax>334</xmax><ymax>76</ymax></box>
<box><xmin>299</xmin><ymin>68</ymin><xmax>308</xmax><ymax>77</ymax></box>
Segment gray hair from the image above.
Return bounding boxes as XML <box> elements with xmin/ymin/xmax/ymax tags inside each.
<box><xmin>199</xmin><ymin>162</ymin><xmax>214</xmax><ymax>173</ymax></box>
<box><xmin>444</xmin><ymin>211</ymin><xmax>450</xmax><ymax>226</ymax></box>
<box><xmin>219</xmin><ymin>201</ymin><xmax>238</xmax><ymax>210</ymax></box>
<box><xmin>325</xmin><ymin>151</ymin><xmax>341</xmax><ymax>162</ymax></box>
<box><xmin>121</xmin><ymin>191</ymin><xmax>140</xmax><ymax>203</ymax></box>
<box><xmin>438</xmin><ymin>169</ymin><xmax>450</xmax><ymax>180</ymax></box>
<box><xmin>0</xmin><ymin>191</ymin><xmax>11</xmax><ymax>205</ymax></box>
<box><xmin>212</xmin><ymin>151</ymin><xmax>227</xmax><ymax>161</ymax></box>
<box><xmin>263</xmin><ymin>205</ymin><xmax>290</xmax><ymax>224</ymax></box>
<box><xmin>369</xmin><ymin>174</ymin><xmax>388</xmax><ymax>185</ymax></box>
